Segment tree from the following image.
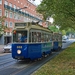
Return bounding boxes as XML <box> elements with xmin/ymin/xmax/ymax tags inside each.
<box><xmin>36</xmin><ymin>0</ymin><xmax>75</xmax><ymax>30</ymax></box>
<box><xmin>0</xmin><ymin>16</ymin><xmax>6</xmax><ymax>36</ymax></box>
<box><xmin>66</xmin><ymin>28</ymin><xmax>75</xmax><ymax>36</ymax></box>
<box><xmin>48</xmin><ymin>25</ymin><xmax>59</xmax><ymax>32</ymax></box>
<box><xmin>61</xmin><ymin>30</ymin><xmax>66</xmax><ymax>35</ymax></box>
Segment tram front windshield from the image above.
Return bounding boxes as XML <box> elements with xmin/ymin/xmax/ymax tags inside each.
<box><xmin>13</xmin><ymin>30</ymin><xmax>27</xmax><ymax>42</ymax></box>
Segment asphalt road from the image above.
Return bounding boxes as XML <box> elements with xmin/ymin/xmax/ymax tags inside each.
<box><xmin>62</xmin><ymin>39</ymin><xmax>75</xmax><ymax>49</ymax></box>
<box><xmin>0</xmin><ymin>39</ymin><xmax>75</xmax><ymax>75</ymax></box>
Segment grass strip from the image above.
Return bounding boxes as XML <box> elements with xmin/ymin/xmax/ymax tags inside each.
<box><xmin>33</xmin><ymin>43</ymin><xmax>75</xmax><ymax>75</ymax></box>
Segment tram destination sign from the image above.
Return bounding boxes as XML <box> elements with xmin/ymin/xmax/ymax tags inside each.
<box><xmin>15</xmin><ymin>23</ymin><xmax>26</xmax><ymax>27</ymax></box>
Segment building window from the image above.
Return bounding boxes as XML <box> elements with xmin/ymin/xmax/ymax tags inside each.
<box><xmin>10</xmin><ymin>12</ymin><xmax>13</xmax><ymax>18</ymax></box>
<box><xmin>14</xmin><ymin>13</ymin><xmax>17</xmax><ymax>19</ymax></box>
<box><xmin>18</xmin><ymin>15</ymin><xmax>20</xmax><ymax>20</ymax></box>
<box><xmin>5</xmin><ymin>21</ymin><xmax>8</xmax><ymax>27</ymax></box>
<box><xmin>0</xmin><ymin>0</ymin><xmax>2</xmax><ymax>4</ymax></box>
<box><xmin>18</xmin><ymin>0</ymin><xmax>19</xmax><ymax>3</ymax></box>
<box><xmin>5</xmin><ymin>1</ymin><xmax>8</xmax><ymax>5</ymax></box>
<box><xmin>9</xmin><ymin>3</ymin><xmax>12</xmax><ymax>7</ymax></box>
<box><xmin>5</xmin><ymin>10</ymin><xmax>8</xmax><ymax>17</ymax></box>
<box><xmin>0</xmin><ymin>9</ymin><xmax>2</xmax><ymax>16</ymax></box>
<box><xmin>9</xmin><ymin>22</ymin><xmax>13</xmax><ymax>27</ymax></box>
<box><xmin>17</xmin><ymin>7</ymin><xmax>19</xmax><ymax>10</ymax></box>
<box><xmin>14</xmin><ymin>5</ymin><xmax>16</xmax><ymax>9</ymax></box>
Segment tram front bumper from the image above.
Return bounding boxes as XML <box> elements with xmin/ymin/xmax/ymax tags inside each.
<box><xmin>15</xmin><ymin>56</ymin><xmax>24</xmax><ymax>60</ymax></box>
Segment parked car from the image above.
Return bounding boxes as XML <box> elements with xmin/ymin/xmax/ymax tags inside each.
<box><xmin>62</xmin><ymin>35</ymin><xmax>69</xmax><ymax>40</ymax></box>
<box><xmin>3</xmin><ymin>43</ymin><xmax>12</xmax><ymax>53</ymax></box>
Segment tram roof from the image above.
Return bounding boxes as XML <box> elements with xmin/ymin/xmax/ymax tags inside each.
<box><xmin>14</xmin><ymin>22</ymin><xmax>53</xmax><ymax>33</ymax></box>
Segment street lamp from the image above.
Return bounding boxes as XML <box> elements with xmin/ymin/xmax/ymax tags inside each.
<box><xmin>17</xmin><ymin>6</ymin><xmax>28</xmax><ymax>11</ymax></box>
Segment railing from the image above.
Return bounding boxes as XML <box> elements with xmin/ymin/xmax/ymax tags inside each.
<box><xmin>4</xmin><ymin>4</ymin><xmax>42</xmax><ymax>22</ymax></box>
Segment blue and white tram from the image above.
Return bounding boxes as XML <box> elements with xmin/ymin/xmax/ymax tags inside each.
<box><xmin>12</xmin><ymin>22</ymin><xmax>53</xmax><ymax>60</ymax></box>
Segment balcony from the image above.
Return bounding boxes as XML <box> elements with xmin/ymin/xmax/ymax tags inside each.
<box><xmin>4</xmin><ymin>4</ymin><xmax>14</xmax><ymax>12</ymax></box>
<box><xmin>4</xmin><ymin>4</ymin><xmax>42</xmax><ymax>21</ymax></box>
<box><xmin>4</xmin><ymin>4</ymin><xmax>10</xmax><ymax>10</ymax></box>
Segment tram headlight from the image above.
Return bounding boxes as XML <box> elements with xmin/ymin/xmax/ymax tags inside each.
<box><xmin>17</xmin><ymin>50</ymin><xmax>21</xmax><ymax>54</ymax></box>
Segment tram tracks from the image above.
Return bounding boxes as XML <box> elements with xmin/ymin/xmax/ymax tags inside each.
<box><xmin>0</xmin><ymin>57</ymin><xmax>13</xmax><ymax>64</ymax></box>
<box><xmin>9</xmin><ymin>61</ymin><xmax>34</xmax><ymax>75</ymax></box>
<box><xmin>14</xmin><ymin>51</ymin><xmax>62</xmax><ymax>75</ymax></box>
<box><xmin>0</xmin><ymin>60</ymin><xmax>34</xmax><ymax>75</ymax></box>
<box><xmin>0</xmin><ymin>50</ymin><xmax>62</xmax><ymax>75</ymax></box>
<box><xmin>0</xmin><ymin>49</ymin><xmax>63</xmax><ymax>75</ymax></box>
<box><xmin>9</xmin><ymin>50</ymin><xmax>63</xmax><ymax>75</ymax></box>
<box><xmin>0</xmin><ymin>58</ymin><xmax>16</xmax><ymax>70</ymax></box>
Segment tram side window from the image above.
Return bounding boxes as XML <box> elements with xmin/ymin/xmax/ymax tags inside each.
<box><xmin>29</xmin><ymin>32</ymin><xmax>31</xmax><ymax>42</ymax></box>
<box><xmin>32</xmin><ymin>32</ymin><xmax>37</xmax><ymax>42</ymax></box>
<box><xmin>60</xmin><ymin>35</ymin><xmax>62</xmax><ymax>41</ymax></box>
<box><xmin>58</xmin><ymin>35</ymin><xmax>59</xmax><ymax>41</ymax></box>
<box><xmin>56</xmin><ymin>35</ymin><xmax>58</xmax><ymax>41</ymax></box>
<box><xmin>48</xmin><ymin>34</ymin><xmax>50</xmax><ymax>41</ymax></box>
<box><xmin>54</xmin><ymin>34</ymin><xmax>57</xmax><ymax>41</ymax></box>
<box><xmin>32</xmin><ymin>32</ymin><xmax>41</xmax><ymax>42</ymax></box>
<box><xmin>49</xmin><ymin>34</ymin><xmax>51</xmax><ymax>41</ymax></box>
<box><xmin>47</xmin><ymin>34</ymin><xmax>50</xmax><ymax>42</ymax></box>
<box><xmin>55</xmin><ymin>35</ymin><xmax>57</xmax><ymax>41</ymax></box>
<box><xmin>53</xmin><ymin>34</ymin><xmax>56</xmax><ymax>41</ymax></box>
<box><xmin>43</xmin><ymin>33</ymin><xmax>46</xmax><ymax>42</ymax></box>
<box><xmin>41</xmin><ymin>33</ymin><xmax>44</xmax><ymax>42</ymax></box>
<box><xmin>52</xmin><ymin>34</ymin><xmax>54</xmax><ymax>41</ymax></box>
<box><xmin>45</xmin><ymin>34</ymin><xmax>48</xmax><ymax>42</ymax></box>
<box><xmin>36</xmin><ymin>32</ymin><xmax>41</xmax><ymax>42</ymax></box>
<box><xmin>50</xmin><ymin>34</ymin><xmax>52</xmax><ymax>41</ymax></box>
<box><xmin>45</xmin><ymin>34</ymin><xmax>51</xmax><ymax>42</ymax></box>
<box><xmin>59</xmin><ymin>35</ymin><xmax>62</xmax><ymax>41</ymax></box>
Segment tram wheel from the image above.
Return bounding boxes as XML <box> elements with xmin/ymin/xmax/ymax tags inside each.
<box><xmin>42</xmin><ymin>52</ymin><xmax>45</xmax><ymax>58</ymax></box>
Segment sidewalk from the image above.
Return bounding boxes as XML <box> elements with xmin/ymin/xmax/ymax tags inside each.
<box><xmin>0</xmin><ymin>45</ymin><xmax>10</xmax><ymax>56</ymax></box>
<box><xmin>0</xmin><ymin>45</ymin><xmax>4</xmax><ymax>54</ymax></box>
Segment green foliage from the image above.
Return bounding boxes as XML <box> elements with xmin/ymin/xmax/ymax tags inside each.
<box><xmin>37</xmin><ymin>0</ymin><xmax>75</xmax><ymax>30</ymax></box>
<box><xmin>66</xmin><ymin>28</ymin><xmax>75</xmax><ymax>35</ymax></box>
<box><xmin>48</xmin><ymin>25</ymin><xmax>59</xmax><ymax>32</ymax></box>
<box><xmin>33</xmin><ymin>43</ymin><xmax>75</xmax><ymax>75</ymax></box>
<box><xmin>61</xmin><ymin>30</ymin><xmax>66</xmax><ymax>35</ymax></box>
<box><xmin>0</xmin><ymin>16</ymin><xmax>6</xmax><ymax>36</ymax></box>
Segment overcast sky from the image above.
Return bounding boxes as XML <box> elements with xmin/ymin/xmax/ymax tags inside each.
<box><xmin>34</xmin><ymin>0</ymin><xmax>41</xmax><ymax>5</ymax></box>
